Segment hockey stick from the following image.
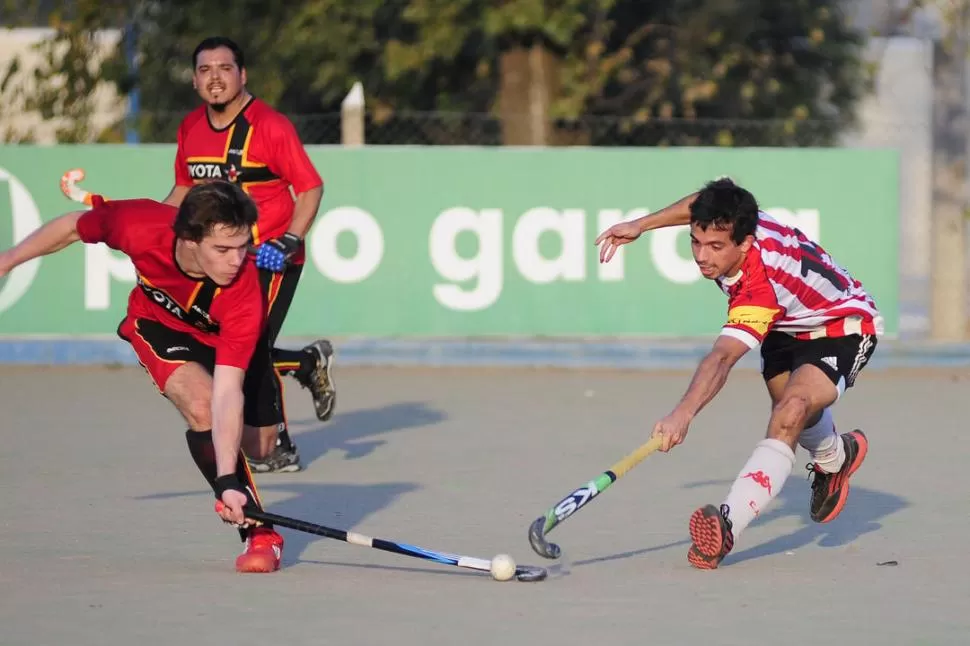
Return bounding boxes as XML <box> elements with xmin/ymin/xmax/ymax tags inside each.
<box><xmin>528</xmin><ymin>434</ymin><xmax>663</xmax><ymax>559</ymax></box>
<box><xmin>60</xmin><ymin>168</ymin><xmax>98</xmax><ymax>206</ymax></box>
<box><xmin>235</xmin><ymin>506</ymin><xmax>548</xmax><ymax>582</ymax></box>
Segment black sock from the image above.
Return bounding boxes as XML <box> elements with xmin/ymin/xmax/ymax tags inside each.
<box><xmin>272</xmin><ymin>347</ymin><xmax>313</xmax><ymax>378</ymax></box>
<box><xmin>184</xmin><ymin>430</ymin><xmax>271</xmax><ymax>539</ymax></box>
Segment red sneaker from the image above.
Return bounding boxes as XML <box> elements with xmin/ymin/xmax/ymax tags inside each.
<box><xmin>235</xmin><ymin>527</ymin><xmax>284</xmax><ymax>573</ymax></box>
<box><xmin>687</xmin><ymin>504</ymin><xmax>735</xmax><ymax>570</ymax></box>
<box><xmin>808</xmin><ymin>430</ymin><xmax>868</xmax><ymax>524</ymax></box>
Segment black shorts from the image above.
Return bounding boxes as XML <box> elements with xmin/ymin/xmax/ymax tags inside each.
<box><xmin>760</xmin><ymin>331</ymin><xmax>878</xmax><ymax>397</ymax></box>
<box><xmin>259</xmin><ymin>258</ymin><xmax>304</xmax><ymax>346</ymax></box>
<box><xmin>119</xmin><ymin>318</ymin><xmax>284</xmax><ymax>428</ymax></box>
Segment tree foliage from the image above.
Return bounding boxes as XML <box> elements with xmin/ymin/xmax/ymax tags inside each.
<box><xmin>0</xmin><ymin>0</ymin><xmax>129</xmax><ymax>142</ymax></box>
<box><xmin>2</xmin><ymin>0</ymin><xmax>874</xmax><ymax>146</ymax></box>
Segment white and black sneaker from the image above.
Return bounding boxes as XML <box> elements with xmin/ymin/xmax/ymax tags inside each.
<box><xmin>297</xmin><ymin>339</ymin><xmax>336</xmax><ymax>422</ymax></box>
<box><xmin>247</xmin><ymin>439</ymin><xmax>302</xmax><ymax>473</ymax></box>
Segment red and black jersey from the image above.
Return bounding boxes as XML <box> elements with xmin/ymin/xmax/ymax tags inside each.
<box><xmin>76</xmin><ymin>196</ymin><xmax>267</xmax><ymax>370</ymax></box>
<box><xmin>173</xmin><ymin>97</ymin><xmax>323</xmax><ymax>262</ymax></box>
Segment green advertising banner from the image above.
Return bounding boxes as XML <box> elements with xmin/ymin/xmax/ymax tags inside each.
<box><xmin>0</xmin><ymin>145</ymin><xmax>899</xmax><ymax>339</ymax></box>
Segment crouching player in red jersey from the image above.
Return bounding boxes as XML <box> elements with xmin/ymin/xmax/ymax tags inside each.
<box><xmin>0</xmin><ymin>181</ymin><xmax>287</xmax><ymax>573</ymax></box>
<box><xmin>595</xmin><ymin>178</ymin><xmax>882</xmax><ymax>569</ymax></box>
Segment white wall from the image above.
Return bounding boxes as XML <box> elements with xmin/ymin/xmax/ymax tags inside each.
<box><xmin>0</xmin><ymin>27</ymin><xmax>126</xmax><ymax>144</ymax></box>
<box><xmin>839</xmin><ymin>36</ymin><xmax>935</xmax><ymax>338</ymax></box>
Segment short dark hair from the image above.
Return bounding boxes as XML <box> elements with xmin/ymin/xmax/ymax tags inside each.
<box><xmin>689</xmin><ymin>177</ymin><xmax>759</xmax><ymax>244</ymax></box>
<box><xmin>173</xmin><ymin>181</ymin><xmax>257</xmax><ymax>242</ymax></box>
<box><xmin>192</xmin><ymin>36</ymin><xmax>245</xmax><ymax>70</ymax></box>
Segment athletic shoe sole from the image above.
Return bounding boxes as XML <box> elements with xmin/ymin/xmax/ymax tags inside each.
<box><xmin>687</xmin><ymin>504</ymin><xmax>734</xmax><ymax>570</ymax></box>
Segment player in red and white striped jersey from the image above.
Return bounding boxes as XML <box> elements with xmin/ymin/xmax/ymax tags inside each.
<box><xmin>595</xmin><ymin>177</ymin><xmax>880</xmax><ymax>570</ymax></box>
<box><xmin>717</xmin><ymin>211</ymin><xmax>883</xmax><ymax>349</ymax></box>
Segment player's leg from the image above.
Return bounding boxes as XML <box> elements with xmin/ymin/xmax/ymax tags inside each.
<box><xmin>764</xmin><ymin>350</ymin><xmax>842</xmax><ymax>465</ymax></box>
<box><xmin>244</xmin><ymin>326</ymin><xmax>301</xmax><ymax>474</ymax></box>
<box><xmin>765</xmin><ymin>360</ymin><xmax>847</xmax><ymax>484</ymax></box>
<box><xmin>690</xmin><ymin>360</ymin><xmax>836</xmax><ymax>569</ymax></box>
<box><xmin>800</xmin><ymin>333</ymin><xmax>878</xmax><ymax>523</ymax></box>
<box><xmin>164</xmin><ymin>362</ymin><xmax>266</xmax><ymax>490</ymax></box>
<box><xmin>759</xmin><ymin>333</ymin><xmax>876</xmax><ymax>522</ymax></box>
<box><xmin>119</xmin><ymin>318</ymin><xmax>282</xmax><ymax>572</ymax></box>
<box><xmin>689</xmin><ymin>333</ymin><xmax>877</xmax><ymax>569</ymax></box>
<box><xmin>254</xmin><ymin>265</ymin><xmax>304</xmax><ymax>469</ymax></box>
<box><xmin>165</xmin><ymin>362</ymin><xmax>285</xmax><ymax>573</ymax></box>
<box><xmin>266</xmin><ymin>261</ymin><xmax>337</xmax><ymax>423</ymax></box>
<box><xmin>121</xmin><ymin>319</ymin><xmax>269</xmax><ymax>511</ymax></box>
<box><xmin>232</xmin><ymin>338</ymin><xmax>293</xmax><ymax>571</ymax></box>
<box><xmin>688</xmin><ymin>332</ymin><xmax>802</xmax><ymax>569</ymax></box>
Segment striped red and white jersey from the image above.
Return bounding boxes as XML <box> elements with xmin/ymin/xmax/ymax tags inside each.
<box><xmin>717</xmin><ymin>212</ymin><xmax>883</xmax><ymax>349</ymax></box>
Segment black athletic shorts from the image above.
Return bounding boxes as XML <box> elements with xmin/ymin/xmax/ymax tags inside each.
<box><xmin>120</xmin><ymin>318</ymin><xmax>284</xmax><ymax>428</ymax></box>
<box><xmin>760</xmin><ymin>331</ymin><xmax>878</xmax><ymax>397</ymax></box>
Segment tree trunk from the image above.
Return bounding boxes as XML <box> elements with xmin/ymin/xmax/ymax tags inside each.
<box><xmin>498</xmin><ymin>42</ymin><xmax>559</xmax><ymax>146</ymax></box>
<box><xmin>930</xmin><ymin>11</ymin><xmax>969</xmax><ymax>341</ymax></box>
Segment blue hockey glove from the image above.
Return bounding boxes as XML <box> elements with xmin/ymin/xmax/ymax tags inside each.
<box><xmin>255</xmin><ymin>233</ymin><xmax>301</xmax><ymax>272</ymax></box>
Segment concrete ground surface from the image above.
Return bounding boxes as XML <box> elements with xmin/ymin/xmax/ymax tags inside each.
<box><xmin>1</xmin><ymin>364</ymin><xmax>967</xmax><ymax>646</ymax></box>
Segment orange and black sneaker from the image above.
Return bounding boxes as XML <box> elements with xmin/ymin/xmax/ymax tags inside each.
<box><xmin>687</xmin><ymin>504</ymin><xmax>735</xmax><ymax>570</ymax></box>
<box><xmin>808</xmin><ymin>429</ymin><xmax>868</xmax><ymax>524</ymax></box>
<box><xmin>235</xmin><ymin>527</ymin><xmax>284</xmax><ymax>573</ymax></box>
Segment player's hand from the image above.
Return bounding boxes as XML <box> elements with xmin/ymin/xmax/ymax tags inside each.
<box><xmin>213</xmin><ymin>474</ymin><xmax>256</xmax><ymax>527</ymax></box>
<box><xmin>215</xmin><ymin>491</ymin><xmax>252</xmax><ymax>527</ymax></box>
<box><xmin>651</xmin><ymin>409</ymin><xmax>693</xmax><ymax>452</ymax></box>
<box><xmin>255</xmin><ymin>233</ymin><xmax>301</xmax><ymax>272</ymax></box>
<box><xmin>594</xmin><ymin>221</ymin><xmax>644</xmax><ymax>263</ymax></box>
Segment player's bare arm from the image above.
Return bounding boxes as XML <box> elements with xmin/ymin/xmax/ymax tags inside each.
<box><xmin>286</xmin><ymin>185</ymin><xmax>324</xmax><ymax>239</ymax></box>
<box><xmin>210</xmin><ymin>363</ymin><xmax>249</xmax><ymax>525</ymax></box>
<box><xmin>652</xmin><ymin>334</ymin><xmax>750</xmax><ymax>452</ymax></box>
<box><xmin>162</xmin><ymin>184</ymin><xmax>191</xmax><ymax>207</ymax></box>
<box><xmin>595</xmin><ymin>191</ymin><xmax>699</xmax><ymax>263</ymax></box>
<box><xmin>0</xmin><ymin>211</ymin><xmax>83</xmax><ymax>276</ymax></box>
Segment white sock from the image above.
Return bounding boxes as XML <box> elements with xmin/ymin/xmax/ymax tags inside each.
<box><xmin>797</xmin><ymin>408</ymin><xmax>845</xmax><ymax>473</ymax></box>
<box><xmin>722</xmin><ymin>438</ymin><xmax>795</xmax><ymax>537</ymax></box>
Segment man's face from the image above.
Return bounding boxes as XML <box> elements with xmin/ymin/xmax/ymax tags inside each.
<box><xmin>193</xmin><ymin>46</ymin><xmax>246</xmax><ymax>111</ymax></box>
<box><xmin>689</xmin><ymin>222</ymin><xmax>752</xmax><ymax>280</ymax></box>
<box><xmin>187</xmin><ymin>224</ymin><xmax>251</xmax><ymax>286</ymax></box>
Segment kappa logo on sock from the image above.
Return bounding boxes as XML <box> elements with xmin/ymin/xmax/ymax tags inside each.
<box><xmin>743</xmin><ymin>470</ymin><xmax>773</xmax><ymax>494</ymax></box>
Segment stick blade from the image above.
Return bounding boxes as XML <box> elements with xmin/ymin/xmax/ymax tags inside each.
<box><xmin>515</xmin><ymin>565</ymin><xmax>548</xmax><ymax>582</ymax></box>
<box><xmin>528</xmin><ymin>516</ymin><xmax>562</xmax><ymax>560</ymax></box>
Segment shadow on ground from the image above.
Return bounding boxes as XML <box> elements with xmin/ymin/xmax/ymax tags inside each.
<box><xmin>133</xmin><ymin>401</ymin><xmax>448</xmax><ymax>564</ymax></box>
<box><xmin>285</xmin><ymin>400</ymin><xmax>447</xmax><ymax>466</ymax></box>
<box><xmin>573</xmin><ymin>476</ymin><xmax>909</xmax><ymax>568</ymax></box>
<box><xmin>135</xmin><ymin>480</ymin><xmax>421</xmax><ymax>565</ymax></box>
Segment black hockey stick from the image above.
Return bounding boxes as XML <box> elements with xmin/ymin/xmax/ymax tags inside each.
<box><xmin>241</xmin><ymin>507</ymin><xmax>548</xmax><ymax>582</ymax></box>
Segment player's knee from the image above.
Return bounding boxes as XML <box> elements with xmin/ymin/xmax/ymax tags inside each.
<box><xmin>768</xmin><ymin>392</ymin><xmax>812</xmax><ymax>443</ymax></box>
<box><xmin>164</xmin><ymin>363</ymin><xmax>214</xmax><ymax>430</ymax></box>
<box><xmin>168</xmin><ymin>385</ymin><xmax>211</xmax><ymax>429</ymax></box>
<box><xmin>183</xmin><ymin>394</ymin><xmax>212</xmax><ymax>430</ymax></box>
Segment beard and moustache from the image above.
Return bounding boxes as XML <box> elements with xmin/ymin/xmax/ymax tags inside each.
<box><xmin>207</xmin><ymin>87</ymin><xmax>243</xmax><ymax>113</ymax></box>
<box><xmin>208</xmin><ymin>96</ymin><xmax>234</xmax><ymax>112</ymax></box>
